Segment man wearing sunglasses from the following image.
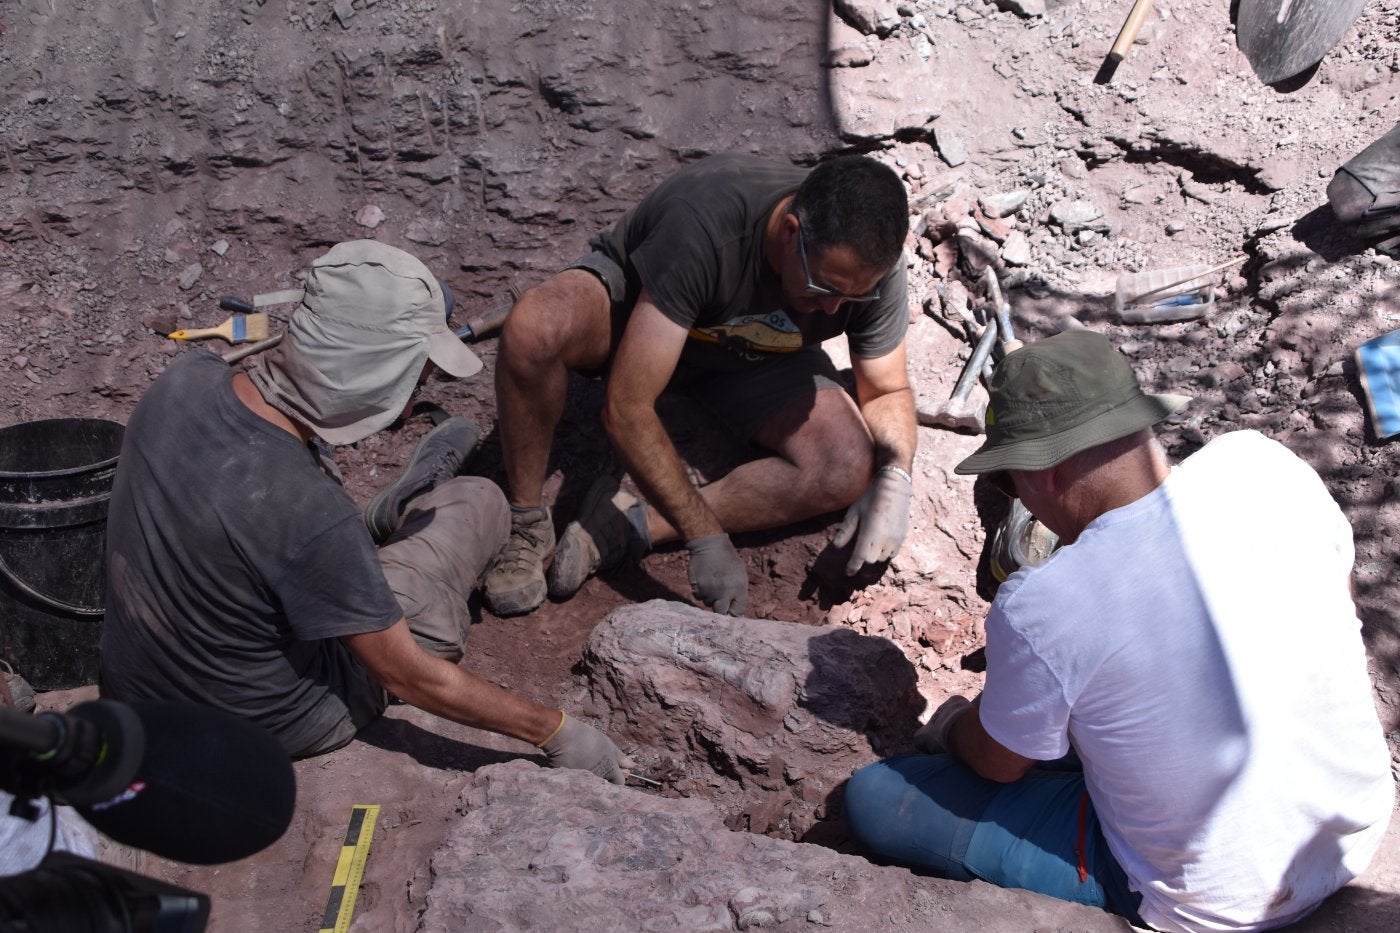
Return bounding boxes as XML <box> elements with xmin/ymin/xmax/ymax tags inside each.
<box><xmin>485</xmin><ymin>154</ymin><xmax>915</xmax><ymax>618</ymax></box>
<box><xmin>844</xmin><ymin>331</ymin><xmax>1393</xmax><ymax>931</ymax></box>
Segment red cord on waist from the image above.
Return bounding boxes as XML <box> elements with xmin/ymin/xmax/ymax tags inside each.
<box><xmin>1073</xmin><ymin>791</ymin><xmax>1090</xmax><ymax>884</ymax></box>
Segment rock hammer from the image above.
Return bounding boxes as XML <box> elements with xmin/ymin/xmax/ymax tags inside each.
<box><xmin>917</xmin><ymin>316</ymin><xmax>999</xmax><ymax>434</ymax></box>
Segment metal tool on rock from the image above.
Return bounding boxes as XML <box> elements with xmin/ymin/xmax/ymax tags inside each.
<box><xmin>918</xmin><ymin>318</ymin><xmax>999</xmax><ymax>434</ymax></box>
<box><xmin>984</xmin><ymin>267</ymin><xmax>1022</xmax><ymax>353</ymax></box>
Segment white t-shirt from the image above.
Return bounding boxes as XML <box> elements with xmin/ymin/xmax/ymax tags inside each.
<box><xmin>980</xmin><ymin>431</ymin><xmax>1394</xmax><ymax>933</ymax></box>
<box><xmin>0</xmin><ymin>792</ymin><xmax>98</xmax><ymax>875</ymax></box>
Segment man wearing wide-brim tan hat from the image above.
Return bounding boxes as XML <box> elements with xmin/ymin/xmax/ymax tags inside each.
<box><xmin>101</xmin><ymin>240</ymin><xmax>630</xmax><ymax>782</ymax></box>
<box><xmin>844</xmin><ymin>331</ymin><xmax>1393</xmax><ymax>932</ymax></box>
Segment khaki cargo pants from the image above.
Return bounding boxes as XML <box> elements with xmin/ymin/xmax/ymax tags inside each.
<box><xmin>304</xmin><ymin>476</ymin><xmax>508</xmax><ymax>756</ymax></box>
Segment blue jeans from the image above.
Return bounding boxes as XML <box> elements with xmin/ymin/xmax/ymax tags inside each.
<box><xmin>844</xmin><ymin>755</ymin><xmax>1145</xmax><ymax>924</ymax></box>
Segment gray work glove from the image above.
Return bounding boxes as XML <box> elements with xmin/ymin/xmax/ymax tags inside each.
<box><xmin>913</xmin><ymin>695</ymin><xmax>973</xmax><ymax>754</ymax></box>
<box><xmin>538</xmin><ymin>712</ymin><xmax>630</xmax><ymax>784</ymax></box>
<box><xmin>686</xmin><ymin>533</ymin><xmax>748</xmax><ymax>617</ymax></box>
<box><xmin>833</xmin><ymin>465</ymin><xmax>913</xmax><ymax>575</ymax></box>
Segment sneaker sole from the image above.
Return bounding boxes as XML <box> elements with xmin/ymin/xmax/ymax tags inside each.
<box><xmin>546</xmin><ymin>519</ymin><xmax>601</xmax><ymax>599</ymax></box>
<box><xmin>485</xmin><ymin>577</ymin><xmax>548</xmax><ymax>617</ymax></box>
<box><xmin>544</xmin><ymin>475</ymin><xmax>637</xmax><ymax>599</ymax></box>
<box><xmin>364</xmin><ymin>419</ymin><xmax>479</xmax><ymax>543</ymax></box>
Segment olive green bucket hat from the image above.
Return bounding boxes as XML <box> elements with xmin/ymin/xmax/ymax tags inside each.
<box><xmin>954</xmin><ymin>330</ymin><xmax>1190</xmax><ymax>475</ymax></box>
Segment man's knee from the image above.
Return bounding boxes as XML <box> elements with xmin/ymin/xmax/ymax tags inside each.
<box><xmin>379</xmin><ymin>477</ymin><xmax>510</xmax><ymax>660</ymax></box>
<box><xmin>822</xmin><ymin>431</ymin><xmax>875</xmax><ymax>509</ymax></box>
<box><xmin>844</xmin><ymin>759</ymin><xmax>910</xmax><ymax>850</ymax></box>
<box><xmin>499</xmin><ymin>271</ymin><xmax>612</xmax><ymax>373</ymax></box>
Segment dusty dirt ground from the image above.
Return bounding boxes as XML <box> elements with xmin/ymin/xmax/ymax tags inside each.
<box><xmin>4</xmin><ymin>0</ymin><xmax>1400</xmax><ymax>930</ymax></box>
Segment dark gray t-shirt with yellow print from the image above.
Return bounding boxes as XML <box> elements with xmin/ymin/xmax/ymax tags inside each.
<box><xmin>588</xmin><ymin>154</ymin><xmax>908</xmax><ymax>372</ymax></box>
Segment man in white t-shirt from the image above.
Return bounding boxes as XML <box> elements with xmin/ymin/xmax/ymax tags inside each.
<box><xmin>844</xmin><ymin>331</ymin><xmax>1394</xmax><ymax>932</ymax></box>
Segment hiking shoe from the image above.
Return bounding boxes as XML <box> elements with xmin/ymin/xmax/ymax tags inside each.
<box><xmin>546</xmin><ymin>476</ymin><xmax>647</xmax><ymax>600</ymax></box>
<box><xmin>365</xmin><ymin>416</ymin><xmax>481</xmax><ymax>544</ymax></box>
<box><xmin>483</xmin><ymin>507</ymin><xmax>555</xmax><ymax>616</ymax></box>
<box><xmin>1</xmin><ymin>660</ymin><xmax>35</xmax><ymax>714</ymax></box>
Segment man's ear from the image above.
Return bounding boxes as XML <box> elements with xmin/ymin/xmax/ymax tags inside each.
<box><xmin>780</xmin><ymin>210</ymin><xmax>800</xmax><ymax>242</ymax></box>
<box><xmin>1042</xmin><ymin>460</ymin><xmax>1081</xmax><ymax>497</ymax></box>
<box><xmin>1021</xmin><ymin>466</ymin><xmax>1057</xmax><ymax>496</ymax></box>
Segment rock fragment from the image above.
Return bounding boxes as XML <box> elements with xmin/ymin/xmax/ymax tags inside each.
<box><xmin>1049</xmin><ymin>199</ymin><xmax>1109</xmax><ymax>235</ymax></box>
<box><xmin>935</xmin><ymin>126</ymin><xmax>967</xmax><ymax>167</ymax></box>
<box><xmin>993</xmin><ymin>0</ymin><xmax>1045</xmax><ymax>16</ymax></box>
<box><xmin>355</xmin><ymin>204</ymin><xmax>385</xmax><ymax>228</ymax></box>
<box><xmin>1001</xmin><ymin>230</ymin><xmax>1032</xmax><ymax>266</ymax></box>
<box><xmin>979</xmin><ymin>190</ymin><xmax>1029</xmax><ymax>219</ymax></box>
<box><xmin>956</xmin><ymin>229</ymin><xmax>1000</xmax><ymax>273</ymax></box>
<box><xmin>405</xmin><ymin>217</ymin><xmax>446</xmax><ymax>246</ymax></box>
<box><xmin>834</xmin><ymin>0</ymin><xmax>901</xmax><ymax>36</ymax></box>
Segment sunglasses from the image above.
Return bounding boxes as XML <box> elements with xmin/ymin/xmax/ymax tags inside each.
<box><xmin>796</xmin><ymin>223</ymin><xmax>881</xmax><ymax>304</ymax></box>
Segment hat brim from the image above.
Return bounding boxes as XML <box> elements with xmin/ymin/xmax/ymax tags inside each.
<box><xmin>428</xmin><ymin>328</ymin><xmax>483</xmax><ymax>378</ymax></box>
<box><xmin>954</xmin><ymin>392</ymin><xmax>1191</xmax><ymax>475</ymax></box>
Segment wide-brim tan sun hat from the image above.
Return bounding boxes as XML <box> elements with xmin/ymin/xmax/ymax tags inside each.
<box><xmin>250</xmin><ymin>240</ymin><xmax>482</xmax><ymax>445</ymax></box>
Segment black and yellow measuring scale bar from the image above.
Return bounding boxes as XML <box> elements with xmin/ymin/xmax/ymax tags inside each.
<box><xmin>318</xmin><ymin>804</ymin><xmax>380</xmax><ymax>933</ymax></box>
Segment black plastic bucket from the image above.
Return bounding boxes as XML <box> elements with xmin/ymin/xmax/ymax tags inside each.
<box><xmin>0</xmin><ymin>418</ymin><xmax>124</xmax><ymax>690</ymax></box>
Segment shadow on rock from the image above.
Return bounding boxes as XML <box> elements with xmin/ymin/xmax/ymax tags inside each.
<box><xmin>1292</xmin><ymin>203</ymin><xmax>1370</xmax><ymax>263</ymax></box>
<box><xmin>579</xmin><ymin>600</ymin><xmax>925</xmax><ymax>841</ymax></box>
<box><xmin>356</xmin><ymin>715</ymin><xmax>530</xmax><ymax>772</ymax></box>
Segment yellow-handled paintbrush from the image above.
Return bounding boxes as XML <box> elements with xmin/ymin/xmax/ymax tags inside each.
<box><xmin>168</xmin><ymin>313</ymin><xmax>270</xmax><ymax>344</ymax></box>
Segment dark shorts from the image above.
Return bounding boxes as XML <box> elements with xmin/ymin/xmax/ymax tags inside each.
<box><xmin>566</xmin><ymin>251</ymin><xmax>848</xmax><ymax>443</ymax></box>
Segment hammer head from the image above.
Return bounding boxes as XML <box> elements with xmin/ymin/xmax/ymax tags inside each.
<box><xmin>918</xmin><ymin>398</ymin><xmax>986</xmax><ymax>434</ymax></box>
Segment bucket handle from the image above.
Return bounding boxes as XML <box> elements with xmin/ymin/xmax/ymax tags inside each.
<box><xmin>0</xmin><ymin>548</ymin><xmax>104</xmax><ymax>617</ymax></box>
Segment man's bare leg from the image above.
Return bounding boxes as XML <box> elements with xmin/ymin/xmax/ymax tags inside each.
<box><xmin>545</xmin><ymin>385</ymin><xmax>877</xmax><ymax>600</ymax></box>
<box><xmin>496</xmin><ymin>270</ymin><xmax>614</xmax><ymax>508</ymax></box>
<box><xmin>485</xmin><ymin>270</ymin><xmax>613</xmax><ymax>615</ymax></box>
<box><xmin>644</xmin><ymin>386</ymin><xmax>874</xmax><ymax>545</ymax></box>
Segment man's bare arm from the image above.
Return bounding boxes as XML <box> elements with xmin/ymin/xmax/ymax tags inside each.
<box><xmin>850</xmin><ymin>338</ymin><xmax>917</xmax><ymax>473</ymax></box>
<box><xmin>343</xmin><ymin>620</ymin><xmax>562</xmax><ymax>745</ymax></box>
<box><xmin>603</xmin><ymin>293</ymin><xmax>721</xmax><ymax>541</ymax></box>
<box><xmin>947</xmin><ymin>695</ymin><xmax>1037</xmax><ymax>783</ymax></box>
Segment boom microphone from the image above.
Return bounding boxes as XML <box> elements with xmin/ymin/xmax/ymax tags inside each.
<box><xmin>0</xmin><ymin>700</ymin><xmax>295</xmax><ymax>865</ymax></box>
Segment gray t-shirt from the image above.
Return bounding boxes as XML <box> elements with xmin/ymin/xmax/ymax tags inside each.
<box><xmin>101</xmin><ymin>351</ymin><xmax>402</xmax><ymax>754</ymax></box>
<box><xmin>589</xmin><ymin>153</ymin><xmax>909</xmax><ymax>371</ymax></box>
